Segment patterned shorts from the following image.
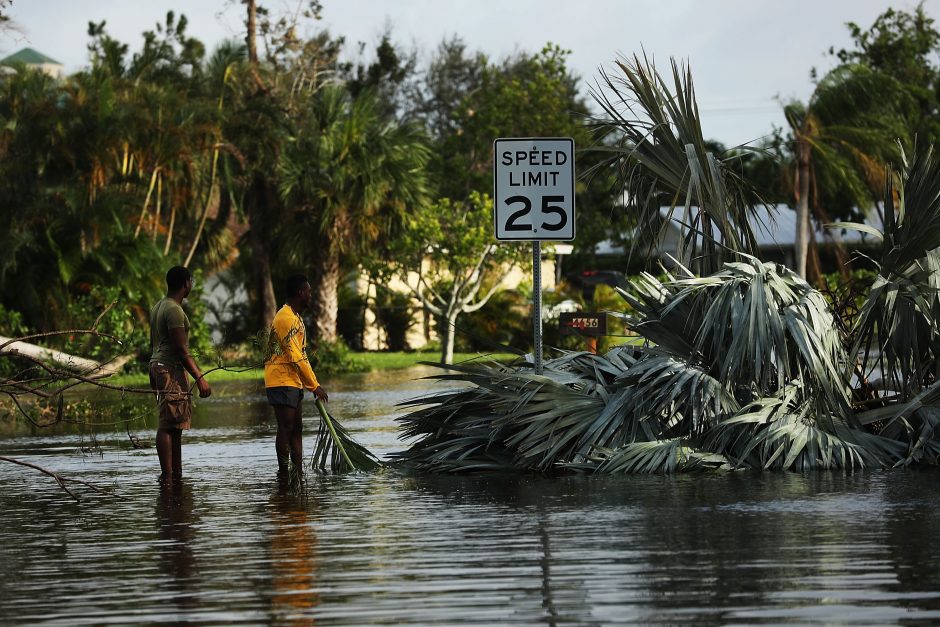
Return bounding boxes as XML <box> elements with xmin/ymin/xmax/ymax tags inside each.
<box><xmin>149</xmin><ymin>362</ymin><xmax>193</xmax><ymax>430</ymax></box>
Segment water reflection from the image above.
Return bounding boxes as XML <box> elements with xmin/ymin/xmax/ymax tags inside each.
<box><xmin>5</xmin><ymin>370</ymin><xmax>940</xmax><ymax>624</ymax></box>
<box><xmin>156</xmin><ymin>479</ymin><xmax>198</xmax><ymax>613</ymax></box>
<box><xmin>882</xmin><ymin>469</ymin><xmax>940</xmax><ymax>612</ymax></box>
<box><xmin>399</xmin><ymin>471</ymin><xmax>940</xmax><ymax>624</ymax></box>
<box><xmin>268</xmin><ymin>477</ymin><xmax>320</xmax><ymax>626</ymax></box>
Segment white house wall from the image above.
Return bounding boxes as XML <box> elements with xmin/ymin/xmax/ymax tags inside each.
<box><xmin>359</xmin><ymin>255</ymin><xmax>557</xmax><ymax>351</ymax></box>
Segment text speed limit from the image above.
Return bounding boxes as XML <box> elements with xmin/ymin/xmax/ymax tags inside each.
<box><xmin>493</xmin><ymin>137</ymin><xmax>575</xmax><ymax>241</ymax></box>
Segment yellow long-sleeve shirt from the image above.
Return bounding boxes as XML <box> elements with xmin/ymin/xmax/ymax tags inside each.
<box><xmin>263</xmin><ymin>305</ymin><xmax>320</xmax><ymax>391</ymax></box>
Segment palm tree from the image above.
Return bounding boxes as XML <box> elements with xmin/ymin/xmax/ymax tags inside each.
<box><xmin>589</xmin><ymin>53</ymin><xmax>768</xmax><ymax>275</ymax></box>
<box><xmin>842</xmin><ymin>145</ymin><xmax>940</xmax><ymax>404</ymax></box>
<box><xmin>278</xmin><ymin>85</ymin><xmax>430</xmax><ymax>343</ymax></box>
<box><xmin>0</xmin><ymin>64</ymin><xmax>169</xmax><ymax>330</ymax></box>
<box><xmin>784</xmin><ymin>64</ymin><xmax>911</xmax><ymax>279</ymax></box>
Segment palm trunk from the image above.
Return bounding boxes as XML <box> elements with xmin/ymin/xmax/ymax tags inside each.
<box><xmin>312</xmin><ymin>243</ymin><xmax>340</xmax><ymax>344</ymax></box>
<box><xmin>249</xmin><ymin>225</ymin><xmax>277</xmax><ymax>330</ymax></box>
<box><xmin>151</xmin><ymin>176</ymin><xmax>163</xmax><ymax>243</ymax></box>
<box><xmin>246</xmin><ymin>178</ymin><xmax>276</xmax><ymax>330</ymax></box>
<box><xmin>183</xmin><ymin>148</ymin><xmax>220</xmax><ymax>267</ymax></box>
<box><xmin>794</xmin><ymin>139</ymin><xmax>811</xmax><ymax>279</ymax></box>
<box><xmin>163</xmin><ymin>201</ymin><xmax>176</xmax><ymax>256</ymax></box>
<box><xmin>245</xmin><ymin>0</ymin><xmax>258</xmax><ymax>65</ymax></box>
<box><xmin>134</xmin><ymin>167</ymin><xmax>159</xmax><ymax>239</ymax></box>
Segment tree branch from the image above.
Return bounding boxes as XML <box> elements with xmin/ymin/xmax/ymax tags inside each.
<box><xmin>0</xmin><ymin>456</ymin><xmax>128</xmax><ymax>502</ymax></box>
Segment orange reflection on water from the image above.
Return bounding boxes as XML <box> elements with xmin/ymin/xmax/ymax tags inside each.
<box><xmin>269</xmin><ymin>481</ymin><xmax>320</xmax><ymax>626</ymax></box>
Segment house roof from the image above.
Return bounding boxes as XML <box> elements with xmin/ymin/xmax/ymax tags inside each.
<box><xmin>0</xmin><ymin>47</ymin><xmax>62</xmax><ymax>66</ymax></box>
<box><xmin>714</xmin><ymin>203</ymin><xmax>882</xmax><ymax>248</ymax></box>
<box><xmin>595</xmin><ymin>204</ymin><xmax>884</xmax><ymax>255</ymax></box>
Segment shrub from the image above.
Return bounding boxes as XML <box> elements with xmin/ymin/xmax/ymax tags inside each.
<box><xmin>310</xmin><ymin>338</ymin><xmax>369</xmax><ymax>375</ymax></box>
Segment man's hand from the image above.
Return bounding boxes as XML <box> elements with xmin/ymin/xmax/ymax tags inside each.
<box><xmin>197</xmin><ymin>377</ymin><xmax>212</xmax><ymax>398</ymax></box>
<box><xmin>313</xmin><ymin>386</ymin><xmax>329</xmax><ymax>402</ymax></box>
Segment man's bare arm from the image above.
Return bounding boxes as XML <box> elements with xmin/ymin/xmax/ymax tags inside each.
<box><xmin>169</xmin><ymin>327</ymin><xmax>211</xmax><ymax>398</ymax></box>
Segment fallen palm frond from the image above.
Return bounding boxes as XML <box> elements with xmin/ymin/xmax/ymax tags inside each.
<box><xmin>311</xmin><ymin>398</ymin><xmax>380</xmax><ymax>473</ymax></box>
<box><xmin>393</xmin><ymin>242</ymin><xmax>939</xmax><ymax>474</ymax></box>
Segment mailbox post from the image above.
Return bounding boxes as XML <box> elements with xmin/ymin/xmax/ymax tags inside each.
<box><xmin>559</xmin><ymin>312</ymin><xmax>608</xmax><ymax>354</ymax></box>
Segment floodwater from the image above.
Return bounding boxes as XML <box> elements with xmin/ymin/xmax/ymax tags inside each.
<box><xmin>3</xmin><ymin>366</ymin><xmax>940</xmax><ymax>625</ymax></box>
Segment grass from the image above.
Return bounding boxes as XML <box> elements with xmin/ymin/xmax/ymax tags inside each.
<box><xmin>104</xmin><ymin>351</ymin><xmax>519</xmax><ymax>387</ymax></box>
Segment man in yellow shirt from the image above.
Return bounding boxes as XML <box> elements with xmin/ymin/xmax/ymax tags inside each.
<box><xmin>264</xmin><ymin>274</ymin><xmax>329</xmax><ymax>472</ymax></box>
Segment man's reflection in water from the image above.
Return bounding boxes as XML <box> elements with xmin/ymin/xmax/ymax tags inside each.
<box><xmin>156</xmin><ymin>479</ymin><xmax>198</xmax><ymax>612</ymax></box>
<box><xmin>269</xmin><ymin>476</ymin><xmax>320</xmax><ymax>626</ymax></box>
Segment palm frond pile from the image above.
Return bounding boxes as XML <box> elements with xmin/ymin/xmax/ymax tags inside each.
<box><xmin>394</xmin><ymin>56</ymin><xmax>940</xmax><ymax>474</ymax></box>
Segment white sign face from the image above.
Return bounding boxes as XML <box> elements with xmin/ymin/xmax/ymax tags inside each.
<box><xmin>493</xmin><ymin>137</ymin><xmax>575</xmax><ymax>241</ymax></box>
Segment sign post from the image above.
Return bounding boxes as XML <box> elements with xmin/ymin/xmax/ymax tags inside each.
<box><xmin>493</xmin><ymin>137</ymin><xmax>575</xmax><ymax>375</ymax></box>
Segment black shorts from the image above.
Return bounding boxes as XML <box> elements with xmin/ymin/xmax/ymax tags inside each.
<box><xmin>266</xmin><ymin>386</ymin><xmax>303</xmax><ymax>408</ymax></box>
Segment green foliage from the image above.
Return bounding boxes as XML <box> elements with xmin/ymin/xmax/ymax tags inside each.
<box><xmin>383</xmin><ymin>192</ymin><xmax>522</xmax><ymax>277</ymax></box>
<box><xmin>785</xmin><ymin>63</ymin><xmax>913</xmax><ymax>220</ymax></box>
<box><xmin>276</xmin><ymin>83</ymin><xmax>431</xmax><ymax>342</ymax></box>
<box><xmin>0</xmin><ymin>303</ymin><xmax>27</xmax><ymax>337</ymax></box>
<box><xmin>309</xmin><ymin>339</ymin><xmax>369</xmax><ymax>375</ymax></box>
<box><xmin>341</xmin><ymin>32</ymin><xmax>420</xmax><ymax>122</ymax></box>
<box><xmin>182</xmin><ymin>274</ymin><xmax>216</xmax><ymax>362</ymax></box>
<box><xmin>395</xmin><ymin>260</ymin><xmax>892</xmax><ymax>474</ymax></box>
<box><xmin>843</xmin><ymin>145</ymin><xmax>940</xmax><ymax>400</ymax></box>
<box><xmin>50</xmin><ymin>278</ymin><xmax>213</xmax><ymax>374</ymax></box>
<box><xmin>453</xmin><ymin>288</ymin><xmax>529</xmax><ymax>353</ymax></box>
<box><xmin>61</xmin><ymin>286</ymin><xmax>150</xmax><ymax>370</ymax></box>
<box><xmin>834</xmin><ymin>3</ymin><xmax>940</xmax><ymax>145</ymax></box>
<box><xmin>336</xmin><ymin>283</ymin><xmax>367</xmax><ymax>351</ymax></box>
<box><xmin>370</xmin><ymin>191</ymin><xmax>526</xmax><ymax>363</ymax></box>
<box><xmin>819</xmin><ymin>268</ymin><xmax>878</xmax><ymax>331</ymax></box>
<box><xmin>436</xmin><ymin>44</ymin><xmax>589</xmax><ymax>198</ymax></box>
<box><xmin>0</xmin><ymin>304</ymin><xmax>29</xmax><ymax>378</ymax></box>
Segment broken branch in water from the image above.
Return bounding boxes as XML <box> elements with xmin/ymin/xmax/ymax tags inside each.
<box><xmin>0</xmin><ymin>455</ymin><xmax>127</xmax><ymax>502</ymax></box>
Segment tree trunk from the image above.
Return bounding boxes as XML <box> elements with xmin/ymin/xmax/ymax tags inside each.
<box><xmin>0</xmin><ymin>336</ymin><xmax>132</xmax><ymax>378</ymax></box>
<box><xmin>245</xmin><ymin>0</ymin><xmax>258</xmax><ymax>65</ymax></box>
<box><xmin>248</xmin><ymin>223</ymin><xmax>277</xmax><ymax>331</ymax></box>
<box><xmin>246</xmin><ymin>178</ymin><xmax>276</xmax><ymax>330</ymax></box>
<box><xmin>312</xmin><ymin>243</ymin><xmax>340</xmax><ymax>344</ymax></box>
<box><xmin>440</xmin><ymin>312</ymin><xmax>458</xmax><ymax>365</ymax></box>
<box><xmin>794</xmin><ymin>139</ymin><xmax>811</xmax><ymax>279</ymax></box>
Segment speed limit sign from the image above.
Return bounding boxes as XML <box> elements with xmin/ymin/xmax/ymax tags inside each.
<box><xmin>493</xmin><ymin>137</ymin><xmax>575</xmax><ymax>241</ymax></box>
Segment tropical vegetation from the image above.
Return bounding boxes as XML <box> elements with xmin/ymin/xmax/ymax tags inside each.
<box><xmin>395</xmin><ymin>53</ymin><xmax>940</xmax><ymax>473</ymax></box>
<box><xmin>0</xmin><ymin>3</ymin><xmax>617</xmax><ymax>370</ymax></box>
<box><xmin>4</xmin><ymin>2</ymin><xmax>940</xmax><ymax>476</ymax></box>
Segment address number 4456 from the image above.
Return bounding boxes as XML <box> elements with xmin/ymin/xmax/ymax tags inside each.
<box><xmin>503</xmin><ymin>195</ymin><xmax>567</xmax><ymax>232</ymax></box>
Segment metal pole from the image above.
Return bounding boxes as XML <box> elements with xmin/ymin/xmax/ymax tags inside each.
<box><xmin>532</xmin><ymin>241</ymin><xmax>543</xmax><ymax>375</ymax></box>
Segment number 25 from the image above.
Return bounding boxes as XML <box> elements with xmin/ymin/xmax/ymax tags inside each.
<box><xmin>504</xmin><ymin>195</ymin><xmax>567</xmax><ymax>232</ymax></box>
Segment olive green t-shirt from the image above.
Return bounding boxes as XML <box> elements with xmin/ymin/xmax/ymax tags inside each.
<box><xmin>149</xmin><ymin>297</ymin><xmax>190</xmax><ymax>367</ymax></box>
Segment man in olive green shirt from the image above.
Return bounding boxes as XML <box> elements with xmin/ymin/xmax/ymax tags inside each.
<box><xmin>149</xmin><ymin>266</ymin><xmax>211</xmax><ymax>480</ymax></box>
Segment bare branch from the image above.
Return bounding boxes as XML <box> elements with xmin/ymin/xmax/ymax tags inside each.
<box><xmin>91</xmin><ymin>300</ymin><xmax>118</xmax><ymax>331</ymax></box>
<box><xmin>0</xmin><ymin>456</ymin><xmax>128</xmax><ymax>502</ymax></box>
